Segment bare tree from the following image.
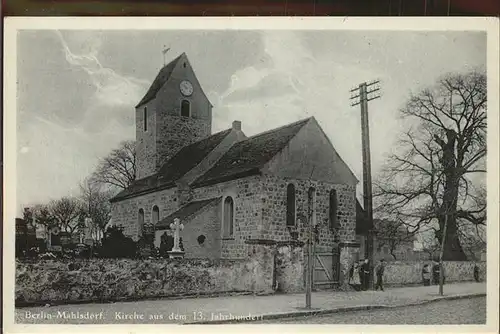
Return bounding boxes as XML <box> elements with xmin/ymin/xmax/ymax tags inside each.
<box><xmin>420</xmin><ymin>231</ymin><xmax>440</xmax><ymax>260</ymax></box>
<box><xmin>79</xmin><ymin>177</ymin><xmax>113</xmax><ymax>235</ymax></box>
<box><xmin>48</xmin><ymin>196</ymin><xmax>83</xmax><ymax>237</ymax></box>
<box><xmin>374</xmin><ymin>219</ymin><xmax>416</xmax><ymax>260</ymax></box>
<box><xmin>29</xmin><ymin>204</ymin><xmax>58</xmax><ymax>228</ymax></box>
<box><xmin>91</xmin><ymin>140</ymin><xmax>136</xmax><ymax>191</ymax></box>
<box><xmin>375</xmin><ymin>70</ymin><xmax>486</xmax><ymax>260</ymax></box>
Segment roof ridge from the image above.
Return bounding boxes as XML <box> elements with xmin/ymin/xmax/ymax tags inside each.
<box><xmin>242</xmin><ymin>116</ymin><xmax>312</xmax><ymax>141</ymax></box>
<box><xmin>159</xmin><ymin>128</ymin><xmax>232</xmax><ymax>166</ymax></box>
<box><xmin>135</xmin><ymin>53</ymin><xmax>184</xmax><ymax>108</ymax></box>
<box><xmin>191</xmin><ymin>117</ymin><xmax>314</xmax><ymax>188</ymax></box>
<box><xmin>184</xmin><ymin>128</ymin><xmax>232</xmax><ymax>146</ymax></box>
<box><xmin>157</xmin><ymin>197</ymin><xmax>221</xmax><ymax>228</ymax></box>
<box><xmin>161</xmin><ymin>53</ymin><xmax>183</xmax><ymax>71</ymax></box>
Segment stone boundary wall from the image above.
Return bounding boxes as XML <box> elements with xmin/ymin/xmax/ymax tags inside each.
<box><xmin>274</xmin><ymin>243</ymin><xmax>305</xmax><ymax>293</ymax></box>
<box><xmin>382</xmin><ymin>261</ymin><xmax>486</xmax><ymax>286</ymax></box>
<box><xmin>16</xmin><ymin>248</ymin><xmax>274</xmax><ymax>306</ymax></box>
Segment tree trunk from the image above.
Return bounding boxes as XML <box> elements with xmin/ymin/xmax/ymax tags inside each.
<box><xmin>435</xmin><ymin>129</ymin><xmax>468</xmax><ymax>261</ymax></box>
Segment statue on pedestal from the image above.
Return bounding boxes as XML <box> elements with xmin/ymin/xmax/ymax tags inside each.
<box><xmin>167</xmin><ymin>218</ymin><xmax>185</xmax><ymax>259</ymax></box>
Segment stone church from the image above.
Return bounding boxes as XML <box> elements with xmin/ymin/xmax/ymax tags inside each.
<box><xmin>110</xmin><ymin>53</ymin><xmax>360</xmax><ymax>267</ymax></box>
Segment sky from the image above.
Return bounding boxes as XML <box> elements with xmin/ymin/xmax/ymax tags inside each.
<box><xmin>15</xmin><ymin>29</ymin><xmax>486</xmax><ymax>214</ymax></box>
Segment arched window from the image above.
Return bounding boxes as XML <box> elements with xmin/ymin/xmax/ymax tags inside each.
<box><xmin>152</xmin><ymin>205</ymin><xmax>159</xmax><ymax>225</ymax></box>
<box><xmin>181</xmin><ymin>100</ymin><xmax>191</xmax><ymax>117</ymax></box>
<box><xmin>138</xmin><ymin>208</ymin><xmax>145</xmax><ymax>234</ymax></box>
<box><xmin>143</xmin><ymin>107</ymin><xmax>148</xmax><ymax>131</ymax></box>
<box><xmin>329</xmin><ymin>189</ymin><xmax>338</xmax><ymax>230</ymax></box>
<box><xmin>223</xmin><ymin>196</ymin><xmax>234</xmax><ymax>237</ymax></box>
<box><xmin>286</xmin><ymin>184</ymin><xmax>296</xmax><ymax>227</ymax></box>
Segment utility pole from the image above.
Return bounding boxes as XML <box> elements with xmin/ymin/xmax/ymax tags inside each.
<box><xmin>305</xmin><ymin>185</ymin><xmax>316</xmax><ymax>309</ymax></box>
<box><xmin>350</xmin><ymin>80</ymin><xmax>381</xmax><ymax>290</ymax></box>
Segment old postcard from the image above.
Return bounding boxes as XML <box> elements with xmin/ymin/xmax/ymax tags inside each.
<box><xmin>3</xmin><ymin>16</ymin><xmax>499</xmax><ymax>333</ymax></box>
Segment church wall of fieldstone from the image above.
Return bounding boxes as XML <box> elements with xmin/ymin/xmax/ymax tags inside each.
<box><xmin>110</xmin><ymin>187</ymin><xmax>179</xmax><ymax>241</ymax></box>
<box><xmin>191</xmin><ymin>175</ymin><xmax>264</xmax><ymax>259</ymax></box>
<box><xmin>155</xmin><ymin>115</ymin><xmax>211</xmax><ymax>170</ymax></box>
<box><xmin>260</xmin><ymin>175</ymin><xmax>357</xmax><ymax>247</ymax></box>
<box><xmin>154</xmin><ymin>55</ymin><xmax>212</xmax><ymax>170</ymax></box>
<box><xmin>135</xmin><ymin>54</ymin><xmax>213</xmax><ymax>179</ymax></box>
<box><xmin>155</xmin><ymin>199</ymin><xmax>222</xmax><ymax>259</ymax></box>
<box><xmin>180</xmin><ymin>199</ymin><xmax>222</xmax><ymax>259</ymax></box>
<box><xmin>135</xmin><ymin>99</ymin><xmax>157</xmax><ymax>180</ymax></box>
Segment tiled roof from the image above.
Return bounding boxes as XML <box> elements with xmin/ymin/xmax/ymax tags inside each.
<box><xmin>192</xmin><ymin>117</ymin><xmax>311</xmax><ymax>187</ymax></box>
<box><xmin>110</xmin><ymin>174</ymin><xmax>164</xmax><ymax>203</ymax></box>
<box><xmin>156</xmin><ymin>197</ymin><xmax>221</xmax><ymax>230</ymax></box>
<box><xmin>157</xmin><ymin>129</ymin><xmax>232</xmax><ymax>183</ymax></box>
<box><xmin>136</xmin><ymin>54</ymin><xmax>183</xmax><ymax>108</ymax></box>
<box><xmin>110</xmin><ymin>129</ymin><xmax>232</xmax><ymax>202</ymax></box>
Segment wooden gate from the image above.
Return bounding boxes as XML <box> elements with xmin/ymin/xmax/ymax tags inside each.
<box><xmin>312</xmin><ymin>245</ymin><xmax>341</xmax><ymax>289</ymax></box>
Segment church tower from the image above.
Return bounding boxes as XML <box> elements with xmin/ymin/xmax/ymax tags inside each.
<box><xmin>135</xmin><ymin>53</ymin><xmax>213</xmax><ymax>179</ymax></box>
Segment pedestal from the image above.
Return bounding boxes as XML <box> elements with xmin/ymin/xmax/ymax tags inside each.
<box><xmin>168</xmin><ymin>250</ymin><xmax>185</xmax><ymax>259</ymax></box>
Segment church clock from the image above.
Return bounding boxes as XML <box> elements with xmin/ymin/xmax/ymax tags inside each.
<box><xmin>180</xmin><ymin>80</ymin><xmax>193</xmax><ymax>96</ymax></box>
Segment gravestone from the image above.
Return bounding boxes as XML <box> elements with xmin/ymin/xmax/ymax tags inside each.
<box><xmin>139</xmin><ymin>223</ymin><xmax>156</xmax><ymax>258</ymax></box>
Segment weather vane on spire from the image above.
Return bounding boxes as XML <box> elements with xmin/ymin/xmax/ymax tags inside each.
<box><xmin>162</xmin><ymin>45</ymin><xmax>171</xmax><ymax>66</ymax></box>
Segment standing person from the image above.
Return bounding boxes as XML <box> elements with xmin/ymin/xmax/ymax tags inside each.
<box><xmin>473</xmin><ymin>263</ymin><xmax>480</xmax><ymax>282</ymax></box>
<box><xmin>358</xmin><ymin>260</ymin><xmax>364</xmax><ymax>289</ymax></box>
<box><xmin>432</xmin><ymin>260</ymin><xmax>440</xmax><ymax>285</ymax></box>
<box><xmin>422</xmin><ymin>264</ymin><xmax>431</xmax><ymax>286</ymax></box>
<box><xmin>375</xmin><ymin>259</ymin><xmax>386</xmax><ymax>291</ymax></box>
<box><xmin>349</xmin><ymin>262</ymin><xmax>362</xmax><ymax>291</ymax></box>
<box><xmin>361</xmin><ymin>259</ymin><xmax>370</xmax><ymax>290</ymax></box>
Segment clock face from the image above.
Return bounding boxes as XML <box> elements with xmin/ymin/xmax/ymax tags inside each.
<box><xmin>180</xmin><ymin>80</ymin><xmax>193</xmax><ymax>96</ymax></box>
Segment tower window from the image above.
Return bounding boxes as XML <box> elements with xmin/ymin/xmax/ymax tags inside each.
<box><xmin>143</xmin><ymin>107</ymin><xmax>148</xmax><ymax>131</ymax></box>
<box><xmin>223</xmin><ymin>196</ymin><xmax>234</xmax><ymax>237</ymax></box>
<box><xmin>181</xmin><ymin>100</ymin><xmax>191</xmax><ymax>117</ymax></box>
<box><xmin>286</xmin><ymin>184</ymin><xmax>296</xmax><ymax>227</ymax></box>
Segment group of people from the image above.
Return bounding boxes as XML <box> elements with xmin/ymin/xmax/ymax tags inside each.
<box><xmin>421</xmin><ymin>260</ymin><xmax>446</xmax><ymax>286</ymax></box>
<box><xmin>422</xmin><ymin>261</ymin><xmax>481</xmax><ymax>286</ymax></box>
<box><xmin>350</xmin><ymin>259</ymin><xmax>482</xmax><ymax>291</ymax></box>
<box><xmin>351</xmin><ymin>258</ymin><xmax>447</xmax><ymax>291</ymax></box>
<box><xmin>348</xmin><ymin>258</ymin><xmax>386</xmax><ymax>291</ymax></box>
<box><xmin>421</xmin><ymin>261</ymin><xmax>444</xmax><ymax>286</ymax></box>
<box><xmin>349</xmin><ymin>258</ymin><xmax>444</xmax><ymax>291</ymax></box>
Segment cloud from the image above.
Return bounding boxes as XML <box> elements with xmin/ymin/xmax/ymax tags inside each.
<box><xmin>55</xmin><ymin>30</ymin><xmax>149</xmax><ymax>108</ymax></box>
<box><xmin>210</xmin><ymin>31</ymin><xmax>392</xmax><ymax>201</ymax></box>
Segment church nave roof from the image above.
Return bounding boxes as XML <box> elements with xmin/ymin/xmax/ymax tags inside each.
<box><xmin>192</xmin><ymin>117</ymin><xmax>311</xmax><ymax>187</ymax></box>
<box><xmin>110</xmin><ymin>128</ymin><xmax>232</xmax><ymax>202</ymax></box>
<box><xmin>155</xmin><ymin>197</ymin><xmax>221</xmax><ymax>230</ymax></box>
